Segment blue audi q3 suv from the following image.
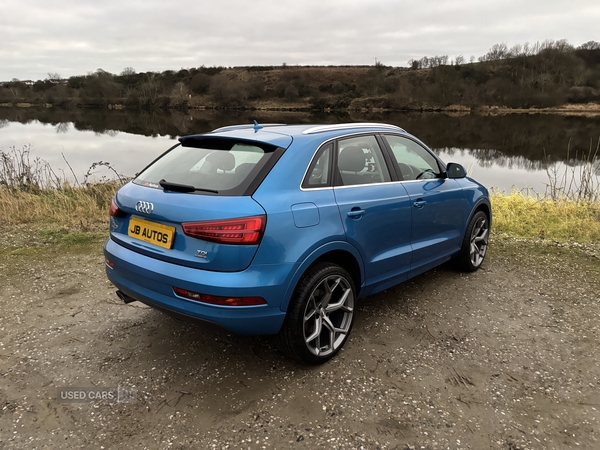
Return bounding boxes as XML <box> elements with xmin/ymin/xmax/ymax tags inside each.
<box><xmin>104</xmin><ymin>122</ymin><xmax>491</xmax><ymax>364</ymax></box>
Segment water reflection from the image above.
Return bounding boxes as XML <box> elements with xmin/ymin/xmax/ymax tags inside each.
<box><xmin>441</xmin><ymin>147</ymin><xmax>550</xmax><ymax>171</ymax></box>
<box><xmin>56</xmin><ymin>122</ymin><xmax>70</xmax><ymax>134</ymax></box>
<box><xmin>0</xmin><ymin>107</ymin><xmax>598</xmax><ymax>193</ymax></box>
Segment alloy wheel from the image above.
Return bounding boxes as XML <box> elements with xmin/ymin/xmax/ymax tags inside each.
<box><xmin>302</xmin><ymin>274</ymin><xmax>354</xmax><ymax>357</ymax></box>
<box><xmin>469</xmin><ymin>216</ymin><xmax>489</xmax><ymax>268</ymax></box>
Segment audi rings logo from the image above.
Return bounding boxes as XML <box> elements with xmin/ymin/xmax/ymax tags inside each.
<box><xmin>135</xmin><ymin>201</ymin><xmax>154</xmax><ymax>214</ymax></box>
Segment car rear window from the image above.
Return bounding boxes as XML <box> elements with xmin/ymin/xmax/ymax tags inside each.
<box><xmin>134</xmin><ymin>138</ymin><xmax>279</xmax><ymax>195</ymax></box>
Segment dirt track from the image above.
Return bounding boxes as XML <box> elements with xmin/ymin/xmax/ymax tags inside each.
<box><xmin>1</xmin><ymin>237</ymin><xmax>599</xmax><ymax>449</ymax></box>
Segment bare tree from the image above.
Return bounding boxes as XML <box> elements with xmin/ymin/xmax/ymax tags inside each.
<box><xmin>139</xmin><ymin>74</ymin><xmax>161</xmax><ymax>106</ymax></box>
<box><xmin>578</xmin><ymin>41</ymin><xmax>600</xmax><ymax>50</ymax></box>
<box><xmin>479</xmin><ymin>43</ymin><xmax>509</xmax><ymax>62</ymax></box>
<box><xmin>46</xmin><ymin>72</ymin><xmax>62</xmax><ymax>82</ymax></box>
<box><xmin>170</xmin><ymin>81</ymin><xmax>189</xmax><ymax>106</ymax></box>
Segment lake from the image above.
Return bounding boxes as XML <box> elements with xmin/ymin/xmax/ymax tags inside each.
<box><xmin>1</xmin><ymin>107</ymin><xmax>599</xmax><ymax>194</ymax></box>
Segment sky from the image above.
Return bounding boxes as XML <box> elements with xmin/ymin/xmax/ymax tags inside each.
<box><xmin>1</xmin><ymin>0</ymin><xmax>599</xmax><ymax>82</ymax></box>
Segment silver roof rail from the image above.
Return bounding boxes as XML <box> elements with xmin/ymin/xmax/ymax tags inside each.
<box><xmin>211</xmin><ymin>123</ymin><xmax>286</xmax><ymax>133</ymax></box>
<box><xmin>302</xmin><ymin>123</ymin><xmax>404</xmax><ymax>135</ymax></box>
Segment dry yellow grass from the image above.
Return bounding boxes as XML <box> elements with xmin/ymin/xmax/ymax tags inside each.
<box><xmin>491</xmin><ymin>191</ymin><xmax>600</xmax><ymax>242</ymax></box>
<box><xmin>0</xmin><ymin>182</ymin><xmax>119</xmax><ymax>231</ymax></box>
<box><xmin>1</xmin><ymin>183</ymin><xmax>599</xmax><ymax>244</ymax></box>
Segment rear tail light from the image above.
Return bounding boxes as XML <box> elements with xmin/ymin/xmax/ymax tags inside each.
<box><xmin>182</xmin><ymin>215</ymin><xmax>265</xmax><ymax>245</ymax></box>
<box><xmin>109</xmin><ymin>198</ymin><xmax>120</xmax><ymax>217</ymax></box>
<box><xmin>173</xmin><ymin>287</ymin><xmax>266</xmax><ymax>306</ymax></box>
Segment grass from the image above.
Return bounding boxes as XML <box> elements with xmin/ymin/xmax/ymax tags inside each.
<box><xmin>0</xmin><ymin>183</ymin><xmax>116</xmax><ymax>253</ymax></box>
<box><xmin>0</xmin><ymin>182</ymin><xmax>119</xmax><ymax>230</ymax></box>
<box><xmin>490</xmin><ymin>191</ymin><xmax>600</xmax><ymax>242</ymax></box>
<box><xmin>2</xmin><ymin>182</ymin><xmax>598</xmax><ymax>247</ymax></box>
<box><xmin>0</xmin><ymin>144</ymin><xmax>599</xmax><ymax>249</ymax></box>
<box><xmin>492</xmin><ymin>139</ymin><xmax>600</xmax><ymax>242</ymax></box>
<box><xmin>1</xmin><ymin>145</ymin><xmax>122</xmax><ymax>243</ymax></box>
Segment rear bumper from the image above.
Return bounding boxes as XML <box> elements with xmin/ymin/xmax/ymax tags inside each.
<box><xmin>103</xmin><ymin>238</ymin><xmax>288</xmax><ymax>335</ymax></box>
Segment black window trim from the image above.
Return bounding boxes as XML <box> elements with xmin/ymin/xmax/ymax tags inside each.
<box><xmin>378</xmin><ymin>132</ymin><xmax>446</xmax><ymax>182</ymax></box>
<box><xmin>301</xmin><ymin>142</ymin><xmax>335</xmax><ymax>190</ymax></box>
<box><xmin>332</xmin><ymin>132</ymin><xmax>394</xmax><ymax>187</ymax></box>
<box><xmin>301</xmin><ymin>131</ymin><xmax>438</xmax><ymax>190</ymax></box>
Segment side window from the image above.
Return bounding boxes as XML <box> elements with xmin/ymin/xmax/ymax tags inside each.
<box><xmin>384</xmin><ymin>135</ymin><xmax>441</xmax><ymax>181</ymax></box>
<box><xmin>303</xmin><ymin>143</ymin><xmax>332</xmax><ymax>188</ymax></box>
<box><xmin>336</xmin><ymin>135</ymin><xmax>391</xmax><ymax>186</ymax></box>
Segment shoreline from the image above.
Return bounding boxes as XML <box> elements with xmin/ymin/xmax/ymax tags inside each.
<box><xmin>2</xmin><ymin>101</ymin><xmax>600</xmax><ymax>115</ymax></box>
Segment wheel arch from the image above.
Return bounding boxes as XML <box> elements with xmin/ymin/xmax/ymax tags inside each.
<box><xmin>461</xmin><ymin>198</ymin><xmax>492</xmax><ymax>242</ymax></box>
<box><xmin>475</xmin><ymin>200</ymin><xmax>492</xmax><ymax>224</ymax></box>
<box><xmin>312</xmin><ymin>250</ymin><xmax>361</xmax><ymax>294</ymax></box>
<box><xmin>280</xmin><ymin>243</ymin><xmax>364</xmax><ymax>313</ymax></box>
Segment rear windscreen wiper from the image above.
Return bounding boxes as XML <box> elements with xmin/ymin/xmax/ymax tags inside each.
<box><xmin>159</xmin><ymin>179</ymin><xmax>218</xmax><ymax>194</ymax></box>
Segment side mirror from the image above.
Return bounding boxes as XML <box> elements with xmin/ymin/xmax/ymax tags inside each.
<box><xmin>446</xmin><ymin>162</ymin><xmax>466</xmax><ymax>179</ymax></box>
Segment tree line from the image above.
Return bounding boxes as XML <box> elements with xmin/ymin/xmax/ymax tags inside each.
<box><xmin>1</xmin><ymin>39</ymin><xmax>599</xmax><ymax>111</ymax></box>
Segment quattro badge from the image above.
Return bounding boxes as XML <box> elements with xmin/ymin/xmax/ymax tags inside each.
<box><xmin>194</xmin><ymin>250</ymin><xmax>208</xmax><ymax>259</ymax></box>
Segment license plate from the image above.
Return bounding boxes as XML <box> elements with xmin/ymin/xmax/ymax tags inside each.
<box><xmin>128</xmin><ymin>217</ymin><xmax>175</xmax><ymax>249</ymax></box>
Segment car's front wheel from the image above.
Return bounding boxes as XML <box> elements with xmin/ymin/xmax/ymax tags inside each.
<box><xmin>276</xmin><ymin>263</ymin><xmax>355</xmax><ymax>364</ymax></box>
<box><xmin>458</xmin><ymin>210</ymin><xmax>489</xmax><ymax>272</ymax></box>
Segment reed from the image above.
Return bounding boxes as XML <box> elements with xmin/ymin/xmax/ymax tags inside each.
<box><xmin>0</xmin><ymin>145</ymin><xmax>64</xmax><ymax>190</ymax></box>
<box><xmin>1</xmin><ymin>144</ymin><xmax>599</xmax><ymax>243</ymax></box>
<box><xmin>1</xmin><ymin>145</ymin><xmax>123</xmax><ymax>231</ymax></box>
<box><xmin>490</xmin><ymin>191</ymin><xmax>600</xmax><ymax>242</ymax></box>
<box><xmin>0</xmin><ymin>181</ymin><xmax>120</xmax><ymax>230</ymax></box>
<box><xmin>545</xmin><ymin>138</ymin><xmax>600</xmax><ymax>202</ymax></box>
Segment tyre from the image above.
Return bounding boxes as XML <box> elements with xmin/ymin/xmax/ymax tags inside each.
<box><xmin>458</xmin><ymin>210</ymin><xmax>489</xmax><ymax>272</ymax></box>
<box><xmin>276</xmin><ymin>263</ymin><xmax>355</xmax><ymax>364</ymax></box>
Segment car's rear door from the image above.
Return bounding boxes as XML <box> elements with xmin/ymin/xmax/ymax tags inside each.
<box><xmin>332</xmin><ymin>134</ymin><xmax>412</xmax><ymax>293</ymax></box>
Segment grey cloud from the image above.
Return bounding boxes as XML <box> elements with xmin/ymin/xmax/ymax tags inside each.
<box><xmin>1</xmin><ymin>0</ymin><xmax>599</xmax><ymax>80</ymax></box>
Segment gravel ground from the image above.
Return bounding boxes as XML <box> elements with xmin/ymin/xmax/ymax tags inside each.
<box><xmin>0</xmin><ymin>236</ymin><xmax>599</xmax><ymax>449</ymax></box>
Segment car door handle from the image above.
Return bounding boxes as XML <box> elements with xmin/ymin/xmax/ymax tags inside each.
<box><xmin>413</xmin><ymin>200</ymin><xmax>427</xmax><ymax>209</ymax></box>
<box><xmin>347</xmin><ymin>209</ymin><xmax>366</xmax><ymax>218</ymax></box>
